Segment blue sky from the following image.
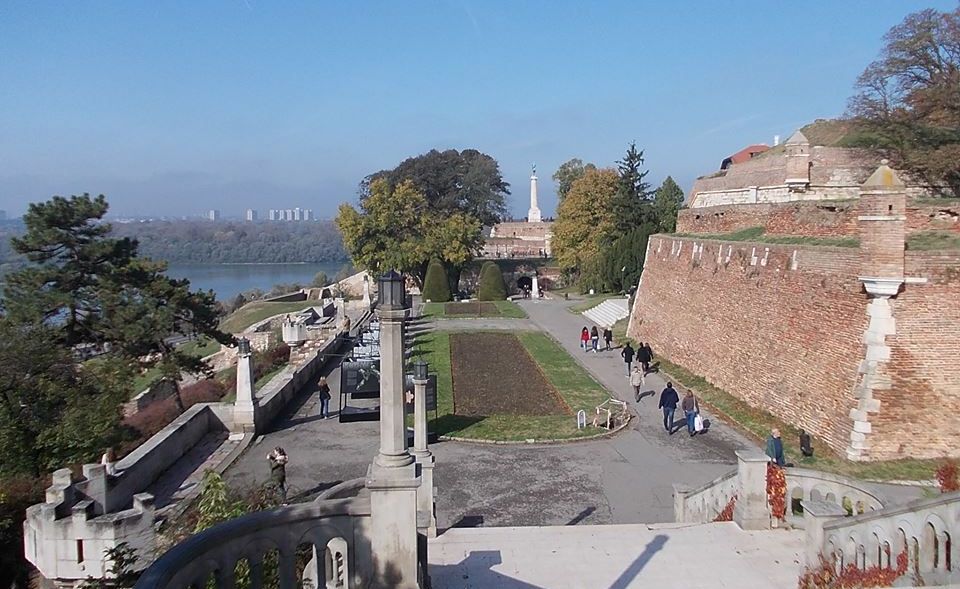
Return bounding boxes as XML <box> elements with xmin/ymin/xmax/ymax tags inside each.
<box><xmin>1</xmin><ymin>1</ymin><xmax>956</xmax><ymax>219</ymax></box>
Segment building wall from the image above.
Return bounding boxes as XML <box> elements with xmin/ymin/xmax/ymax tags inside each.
<box><xmin>677</xmin><ymin>201</ymin><xmax>960</xmax><ymax>237</ymax></box>
<box><xmin>627</xmin><ymin>235</ymin><xmax>960</xmax><ymax>460</ymax></box>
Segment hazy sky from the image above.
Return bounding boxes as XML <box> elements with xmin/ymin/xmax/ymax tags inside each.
<box><xmin>1</xmin><ymin>1</ymin><xmax>955</xmax><ymax>219</ymax></box>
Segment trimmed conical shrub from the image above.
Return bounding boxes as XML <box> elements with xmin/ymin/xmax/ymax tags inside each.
<box><xmin>477</xmin><ymin>261</ymin><xmax>507</xmax><ymax>301</ymax></box>
<box><xmin>422</xmin><ymin>258</ymin><xmax>451</xmax><ymax>302</ymax></box>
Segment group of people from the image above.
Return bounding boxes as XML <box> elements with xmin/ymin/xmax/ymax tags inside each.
<box><xmin>580</xmin><ymin>325</ymin><xmax>611</xmax><ymax>352</ymax></box>
<box><xmin>656</xmin><ymin>382</ymin><xmax>703</xmax><ymax>436</ymax></box>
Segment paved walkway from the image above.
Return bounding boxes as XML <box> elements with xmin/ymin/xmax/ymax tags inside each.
<box><xmin>429</xmin><ymin>522</ymin><xmax>804</xmax><ymax>589</ymax></box>
<box><xmin>225</xmin><ymin>299</ymin><xmax>754</xmax><ymax>525</ymax></box>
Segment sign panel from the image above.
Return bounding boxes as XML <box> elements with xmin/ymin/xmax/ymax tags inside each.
<box><xmin>341</xmin><ymin>360</ymin><xmax>380</xmax><ymax>395</ymax></box>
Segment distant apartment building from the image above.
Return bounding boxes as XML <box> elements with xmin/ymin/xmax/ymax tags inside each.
<box><xmin>266</xmin><ymin>207</ymin><xmax>315</xmax><ymax>222</ymax></box>
<box><xmin>207</xmin><ymin>209</ymin><xmax>220</xmax><ymax>221</ymax></box>
<box><xmin>245</xmin><ymin>208</ymin><xmax>257</xmax><ymax>221</ymax></box>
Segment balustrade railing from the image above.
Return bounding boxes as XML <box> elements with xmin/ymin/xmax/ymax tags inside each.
<box><xmin>135</xmin><ymin>496</ymin><xmax>371</xmax><ymax>589</ymax></box>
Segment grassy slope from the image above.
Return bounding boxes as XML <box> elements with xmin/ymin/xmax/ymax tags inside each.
<box><xmin>220</xmin><ymin>300</ymin><xmax>318</xmax><ymax>333</ymax></box>
<box><xmin>612</xmin><ymin>317</ymin><xmax>940</xmax><ymax>482</ymax></box>
<box><xmin>131</xmin><ymin>336</ymin><xmax>223</xmax><ymax>393</ymax></box>
<box><xmin>906</xmin><ymin>231</ymin><xmax>960</xmax><ymax>250</ymax></box>
<box><xmin>673</xmin><ymin>227</ymin><xmax>859</xmax><ymax>248</ymax></box>
<box><xmin>414</xmin><ymin>330</ymin><xmax>610</xmax><ymax>441</ymax></box>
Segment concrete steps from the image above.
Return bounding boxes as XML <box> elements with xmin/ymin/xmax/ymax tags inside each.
<box><xmin>582</xmin><ymin>297</ymin><xmax>630</xmax><ymax>328</ymax></box>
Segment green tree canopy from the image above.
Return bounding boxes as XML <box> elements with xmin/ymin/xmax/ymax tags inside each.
<box><xmin>337</xmin><ymin>179</ymin><xmax>483</xmax><ymax>285</ymax></box>
<box><xmin>551</xmin><ymin>168</ymin><xmax>620</xmax><ymax>272</ymax></box>
<box><xmin>847</xmin><ymin>6</ymin><xmax>960</xmax><ymax>195</ymax></box>
<box><xmin>653</xmin><ymin>176</ymin><xmax>686</xmax><ymax>233</ymax></box>
<box><xmin>552</xmin><ymin>158</ymin><xmax>597</xmax><ymax>202</ymax></box>
<box><xmin>362</xmin><ymin>148</ymin><xmax>510</xmax><ymax>227</ymax></box>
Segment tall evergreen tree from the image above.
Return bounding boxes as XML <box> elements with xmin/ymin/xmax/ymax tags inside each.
<box><xmin>610</xmin><ymin>142</ymin><xmax>653</xmax><ymax>235</ymax></box>
<box><xmin>653</xmin><ymin>176</ymin><xmax>686</xmax><ymax>233</ymax></box>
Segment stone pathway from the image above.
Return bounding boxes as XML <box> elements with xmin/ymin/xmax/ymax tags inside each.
<box><xmin>429</xmin><ymin>522</ymin><xmax>805</xmax><ymax>589</ymax></box>
<box><xmin>225</xmin><ymin>300</ymin><xmax>754</xmax><ymax>524</ymax></box>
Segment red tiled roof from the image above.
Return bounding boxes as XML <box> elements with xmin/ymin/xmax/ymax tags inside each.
<box><xmin>723</xmin><ymin>144</ymin><xmax>770</xmax><ymax>167</ymax></box>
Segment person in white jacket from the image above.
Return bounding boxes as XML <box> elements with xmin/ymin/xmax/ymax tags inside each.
<box><xmin>629</xmin><ymin>365</ymin><xmax>645</xmax><ymax>402</ymax></box>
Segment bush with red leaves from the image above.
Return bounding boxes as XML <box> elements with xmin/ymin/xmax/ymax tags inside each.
<box><xmin>713</xmin><ymin>495</ymin><xmax>737</xmax><ymax>522</ymax></box>
<box><xmin>936</xmin><ymin>459</ymin><xmax>959</xmax><ymax>493</ymax></box>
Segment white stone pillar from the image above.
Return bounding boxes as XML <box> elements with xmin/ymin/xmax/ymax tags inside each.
<box><xmin>362</xmin><ymin>277</ymin><xmax>372</xmax><ymax>309</ymax></box>
<box><xmin>366</xmin><ymin>302</ymin><xmax>420</xmax><ymax>588</ymax></box>
<box><xmin>234</xmin><ymin>345</ymin><xmax>257</xmax><ymax>433</ymax></box>
<box><xmin>801</xmin><ymin>500</ymin><xmax>846</xmax><ymax>568</ymax></box>
<box><xmin>733</xmin><ymin>449</ymin><xmax>770</xmax><ymax>530</ymax></box>
<box><xmin>527</xmin><ymin>168</ymin><xmax>542</xmax><ymax>223</ymax></box>
<box><xmin>531</xmin><ymin>275</ymin><xmax>540</xmax><ymax>298</ymax></box>
<box><xmin>412</xmin><ymin>374</ymin><xmax>437</xmax><ymax>538</ymax></box>
<box><xmin>672</xmin><ymin>484</ymin><xmax>691</xmax><ymax>523</ymax></box>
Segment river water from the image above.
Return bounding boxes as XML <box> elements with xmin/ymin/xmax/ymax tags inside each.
<box><xmin>166</xmin><ymin>262</ymin><xmax>349</xmax><ymax>302</ymax></box>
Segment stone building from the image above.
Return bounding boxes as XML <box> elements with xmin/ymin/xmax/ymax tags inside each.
<box><xmin>687</xmin><ymin>130</ymin><xmax>944</xmax><ymax>209</ymax></box>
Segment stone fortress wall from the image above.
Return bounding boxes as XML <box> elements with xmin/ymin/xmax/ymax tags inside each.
<box><xmin>629</xmin><ymin>157</ymin><xmax>960</xmax><ymax>461</ymax></box>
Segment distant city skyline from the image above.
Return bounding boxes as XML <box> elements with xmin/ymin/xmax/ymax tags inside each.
<box><xmin>2</xmin><ymin>1</ymin><xmax>955</xmax><ymax>218</ymax></box>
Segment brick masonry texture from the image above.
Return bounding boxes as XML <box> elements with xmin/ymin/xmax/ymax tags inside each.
<box><xmin>677</xmin><ymin>201</ymin><xmax>960</xmax><ymax>237</ymax></box>
<box><xmin>628</xmin><ymin>235</ymin><xmax>960</xmax><ymax>460</ymax></box>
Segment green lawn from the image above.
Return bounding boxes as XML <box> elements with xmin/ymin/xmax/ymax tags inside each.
<box><xmin>131</xmin><ymin>336</ymin><xmax>223</xmax><ymax>393</ymax></box>
<box><xmin>413</xmin><ymin>330</ymin><xmax>612</xmax><ymax>441</ymax></box>
<box><xmin>612</xmin><ymin>317</ymin><xmax>941</xmax><ymax>482</ymax></box>
<box><xmin>220</xmin><ymin>300</ymin><xmax>318</xmax><ymax>333</ymax></box>
<box><xmin>674</xmin><ymin>226</ymin><xmax>859</xmax><ymax>248</ymax></box>
<box><xmin>421</xmin><ymin>300</ymin><xmax>527</xmax><ymax>319</ymax></box>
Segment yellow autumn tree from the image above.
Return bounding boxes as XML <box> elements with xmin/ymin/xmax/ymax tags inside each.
<box><xmin>551</xmin><ymin>167</ymin><xmax>619</xmax><ymax>273</ymax></box>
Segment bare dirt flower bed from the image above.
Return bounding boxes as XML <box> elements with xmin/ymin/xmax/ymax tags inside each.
<box><xmin>445</xmin><ymin>302</ymin><xmax>500</xmax><ymax>316</ymax></box>
<box><xmin>450</xmin><ymin>332</ymin><xmax>567</xmax><ymax>416</ymax></box>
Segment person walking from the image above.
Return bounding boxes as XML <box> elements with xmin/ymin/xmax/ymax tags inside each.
<box><xmin>621</xmin><ymin>342</ymin><xmax>635</xmax><ymax>377</ymax></box>
<box><xmin>637</xmin><ymin>342</ymin><xmax>652</xmax><ymax>374</ymax></box>
<box><xmin>603</xmin><ymin>327</ymin><xmax>613</xmax><ymax>351</ymax></box>
<box><xmin>268</xmin><ymin>447</ymin><xmax>289</xmax><ymax>502</ymax></box>
<box><xmin>318</xmin><ymin>376</ymin><xmax>332</xmax><ymax>419</ymax></box>
<box><xmin>629</xmin><ymin>365</ymin><xmax>645</xmax><ymax>402</ymax></box>
<box><xmin>580</xmin><ymin>327</ymin><xmax>590</xmax><ymax>352</ymax></box>
<box><xmin>643</xmin><ymin>343</ymin><xmax>655</xmax><ymax>370</ymax></box>
<box><xmin>658</xmin><ymin>382</ymin><xmax>680</xmax><ymax>434</ymax></box>
<box><xmin>590</xmin><ymin>326</ymin><xmax>600</xmax><ymax>353</ymax></box>
<box><xmin>681</xmin><ymin>390</ymin><xmax>699</xmax><ymax>436</ymax></box>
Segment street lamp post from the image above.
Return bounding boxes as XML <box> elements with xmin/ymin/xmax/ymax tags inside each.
<box><xmin>411</xmin><ymin>359</ymin><xmax>437</xmax><ymax>537</ymax></box>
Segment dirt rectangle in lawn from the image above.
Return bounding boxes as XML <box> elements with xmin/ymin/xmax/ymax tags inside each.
<box><xmin>445</xmin><ymin>302</ymin><xmax>500</xmax><ymax>316</ymax></box>
<box><xmin>450</xmin><ymin>333</ymin><xmax>567</xmax><ymax>416</ymax></box>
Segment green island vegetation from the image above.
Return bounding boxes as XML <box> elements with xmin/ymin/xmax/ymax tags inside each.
<box><xmin>413</xmin><ymin>330</ymin><xmax>609</xmax><ymax>441</ymax></box>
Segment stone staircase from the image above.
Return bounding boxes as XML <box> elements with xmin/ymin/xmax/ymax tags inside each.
<box><xmin>582</xmin><ymin>297</ymin><xmax>630</xmax><ymax>328</ymax></box>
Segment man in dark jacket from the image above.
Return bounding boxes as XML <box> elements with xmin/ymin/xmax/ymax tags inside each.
<box><xmin>765</xmin><ymin>428</ymin><xmax>786</xmax><ymax>467</ymax></box>
<box><xmin>621</xmin><ymin>343</ymin><xmax>635</xmax><ymax>376</ymax></box>
<box><xmin>658</xmin><ymin>382</ymin><xmax>680</xmax><ymax>433</ymax></box>
<box><xmin>637</xmin><ymin>343</ymin><xmax>652</xmax><ymax>373</ymax></box>
<box><xmin>603</xmin><ymin>327</ymin><xmax>613</xmax><ymax>351</ymax></box>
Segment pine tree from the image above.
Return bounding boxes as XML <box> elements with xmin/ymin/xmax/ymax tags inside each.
<box><xmin>653</xmin><ymin>176</ymin><xmax>685</xmax><ymax>233</ymax></box>
<box><xmin>609</xmin><ymin>143</ymin><xmax>654</xmax><ymax>236</ymax></box>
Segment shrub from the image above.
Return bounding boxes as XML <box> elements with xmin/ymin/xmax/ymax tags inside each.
<box><xmin>937</xmin><ymin>459</ymin><xmax>959</xmax><ymax>493</ymax></box>
<box><xmin>421</xmin><ymin>258</ymin><xmax>451</xmax><ymax>303</ymax></box>
<box><xmin>477</xmin><ymin>261</ymin><xmax>507</xmax><ymax>301</ymax></box>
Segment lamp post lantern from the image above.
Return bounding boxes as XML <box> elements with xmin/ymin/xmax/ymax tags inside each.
<box><xmin>378</xmin><ymin>270</ymin><xmax>407</xmax><ymax>310</ymax></box>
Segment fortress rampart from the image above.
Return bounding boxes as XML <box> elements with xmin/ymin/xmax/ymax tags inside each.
<box><xmin>630</xmin><ymin>164</ymin><xmax>960</xmax><ymax>461</ymax></box>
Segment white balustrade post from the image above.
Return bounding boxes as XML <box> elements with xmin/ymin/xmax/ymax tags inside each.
<box><xmin>801</xmin><ymin>500</ymin><xmax>847</xmax><ymax>569</ymax></box>
<box><xmin>673</xmin><ymin>484</ymin><xmax>691</xmax><ymax>523</ymax></box>
<box><xmin>733</xmin><ymin>449</ymin><xmax>771</xmax><ymax>530</ymax></box>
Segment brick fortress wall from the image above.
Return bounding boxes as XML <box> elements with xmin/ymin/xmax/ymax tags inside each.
<box><xmin>630</xmin><ymin>163</ymin><xmax>960</xmax><ymax>462</ymax></box>
<box><xmin>677</xmin><ymin>201</ymin><xmax>960</xmax><ymax>237</ymax></box>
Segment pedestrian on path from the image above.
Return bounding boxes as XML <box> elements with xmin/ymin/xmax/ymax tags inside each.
<box><xmin>603</xmin><ymin>327</ymin><xmax>613</xmax><ymax>351</ymax></box>
<box><xmin>268</xmin><ymin>447</ymin><xmax>289</xmax><ymax>502</ymax></box>
<box><xmin>658</xmin><ymin>382</ymin><xmax>680</xmax><ymax>434</ymax></box>
<box><xmin>637</xmin><ymin>342</ymin><xmax>652</xmax><ymax>373</ymax></box>
<box><xmin>590</xmin><ymin>326</ymin><xmax>600</xmax><ymax>353</ymax></box>
<box><xmin>580</xmin><ymin>327</ymin><xmax>590</xmax><ymax>351</ymax></box>
<box><xmin>630</xmin><ymin>365</ymin><xmax>645</xmax><ymax>401</ymax></box>
<box><xmin>621</xmin><ymin>342</ymin><xmax>635</xmax><ymax>376</ymax></box>
<box><xmin>681</xmin><ymin>390</ymin><xmax>699</xmax><ymax>436</ymax></box>
<box><xmin>318</xmin><ymin>376</ymin><xmax>332</xmax><ymax>419</ymax></box>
